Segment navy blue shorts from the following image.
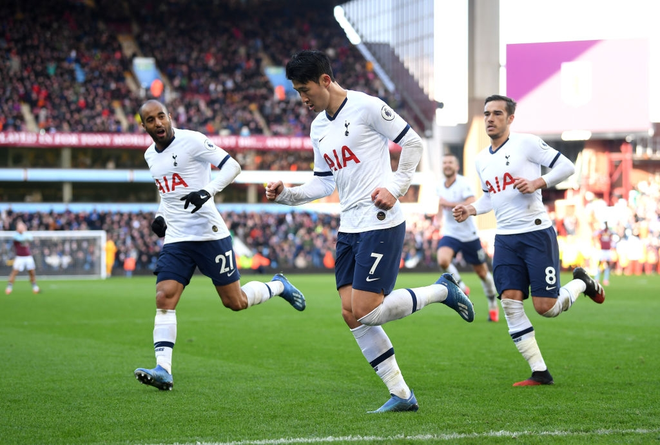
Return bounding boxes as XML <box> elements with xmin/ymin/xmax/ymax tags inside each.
<box><xmin>437</xmin><ymin>235</ymin><xmax>488</xmax><ymax>265</ymax></box>
<box><xmin>492</xmin><ymin>227</ymin><xmax>560</xmax><ymax>299</ymax></box>
<box><xmin>154</xmin><ymin>237</ymin><xmax>241</xmax><ymax>287</ymax></box>
<box><xmin>335</xmin><ymin>222</ymin><xmax>405</xmax><ymax>296</ymax></box>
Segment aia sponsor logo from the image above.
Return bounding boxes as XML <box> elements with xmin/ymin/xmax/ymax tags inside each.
<box><xmin>155</xmin><ymin>173</ymin><xmax>188</xmax><ymax>193</ymax></box>
<box><xmin>485</xmin><ymin>172</ymin><xmax>515</xmax><ymax>194</ymax></box>
<box><xmin>324</xmin><ymin>146</ymin><xmax>360</xmax><ymax>171</ymax></box>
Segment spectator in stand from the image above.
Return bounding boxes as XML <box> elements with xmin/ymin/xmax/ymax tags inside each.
<box><xmin>594</xmin><ymin>221</ymin><xmax>614</xmax><ymax>285</ymax></box>
<box><xmin>2</xmin><ymin>0</ymin><xmax>408</xmax><ymax>137</ymax></box>
<box><xmin>5</xmin><ymin>221</ymin><xmax>40</xmax><ymax>294</ymax></box>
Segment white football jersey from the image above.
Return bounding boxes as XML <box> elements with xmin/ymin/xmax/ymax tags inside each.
<box><xmin>437</xmin><ymin>174</ymin><xmax>479</xmax><ymax>242</ymax></box>
<box><xmin>310</xmin><ymin>90</ymin><xmax>412</xmax><ymax>232</ymax></box>
<box><xmin>144</xmin><ymin>128</ymin><xmax>231</xmax><ymax>243</ymax></box>
<box><xmin>475</xmin><ymin>132</ymin><xmax>561</xmax><ymax>234</ymax></box>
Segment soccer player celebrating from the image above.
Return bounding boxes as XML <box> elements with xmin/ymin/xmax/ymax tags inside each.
<box><xmin>5</xmin><ymin>221</ymin><xmax>40</xmax><ymax>295</ymax></box>
<box><xmin>436</xmin><ymin>153</ymin><xmax>499</xmax><ymax>321</ymax></box>
<box><xmin>452</xmin><ymin>95</ymin><xmax>605</xmax><ymax>386</ymax></box>
<box><xmin>266</xmin><ymin>50</ymin><xmax>474</xmax><ymax>412</ymax></box>
<box><xmin>134</xmin><ymin>100</ymin><xmax>306</xmax><ymax>391</ymax></box>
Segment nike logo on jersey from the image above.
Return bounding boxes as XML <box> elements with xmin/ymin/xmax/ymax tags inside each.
<box><xmin>319</xmin><ymin>135</ymin><xmax>327</xmax><ymax>142</ymax></box>
<box><xmin>227</xmin><ymin>269</ymin><xmax>236</xmax><ymax>277</ymax></box>
<box><xmin>546</xmin><ymin>286</ymin><xmax>556</xmax><ymax>290</ymax></box>
<box><xmin>366</xmin><ymin>276</ymin><xmax>380</xmax><ymax>282</ymax></box>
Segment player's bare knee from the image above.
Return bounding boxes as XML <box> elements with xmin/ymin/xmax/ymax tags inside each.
<box><xmin>155</xmin><ymin>289</ymin><xmax>169</xmax><ymax>306</ymax></box>
<box><xmin>533</xmin><ymin>298</ymin><xmax>556</xmax><ymax>316</ymax></box>
<box><xmin>219</xmin><ymin>292</ymin><xmax>248</xmax><ymax>311</ymax></box>
<box><xmin>342</xmin><ymin>308</ymin><xmax>358</xmax><ymax>327</ymax></box>
<box><xmin>224</xmin><ymin>298</ymin><xmax>248</xmax><ymax>311</ymax></box>
<box><xmin>352</xmin><ymin>307</ymin><xmax>371</xmax><ymax>321</ymax></box>
<box><xmin>437</xmin><ymin>259</ymin><xmax>451</xmax><ymax>269</ymax></box>
<box><xmin>354</xmin><ymin>302</ymin><xmax>383</xmax><ymax>324</ymax></box>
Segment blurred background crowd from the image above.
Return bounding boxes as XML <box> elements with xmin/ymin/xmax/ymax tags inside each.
<box><xmin>2</xmin><ymin>174</ymin><xmax>659</xmax><ymax>278</ymax></box>
<box><xmin>0</xmin><ymin>0</ymin><xmax>401</xmax><ymax>136</ymax></box>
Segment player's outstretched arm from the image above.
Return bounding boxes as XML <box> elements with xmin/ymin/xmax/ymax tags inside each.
<box><xmin>267</xmin><ymin>175</ymin><xmax>335</xmax><ymax>206</ymax></box>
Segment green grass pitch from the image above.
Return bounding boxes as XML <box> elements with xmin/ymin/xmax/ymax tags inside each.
<box><xmin>1</xmin><ymin>272</ymin><xmax>658</xmax><ymax>444</ymax></box>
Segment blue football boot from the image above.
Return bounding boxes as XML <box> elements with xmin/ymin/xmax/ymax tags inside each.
<box><xmin>272</xmin><ymin>273</ymin><xmax>306</xmax><ymax>311</ymax></box>
<box><xmin>368</xmin><ymin>390</ymin><xmax>419</xmax><ymax>413</ymax></box>
<box><xmin>437</xmin><ymin>273</ymin><xmax>475</xmax><ymax>322</ymax></box>
<box><xmin>134</xmin><ymin>365</ymin><xmax>173</xmax><ymax>391</ymax></box>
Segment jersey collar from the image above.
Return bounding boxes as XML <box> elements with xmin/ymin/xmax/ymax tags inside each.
<box><xmin>325</xmin><ymin>96</ymin><xmax>348</xmax><ymax>121</ymax></box>
<box><xmin>489</xmin><ymin>137</ymin><xmax>509</xmax><ymax>154</ymax></box>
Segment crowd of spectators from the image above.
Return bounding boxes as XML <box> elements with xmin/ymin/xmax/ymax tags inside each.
<box><xmin>556</xmin><ymin>178</ymin><xmax>660</xmax><ymax>278</ymax></box>
<box><xmin>0</xmin><ymin>206</ymin><xmax>437</xmax><ymax>277</ymax></box>
<box><xmin>0</xmin><ymin>207</ymin><xmax>339</xmax><ymax>276</ymax></box>
<box><xmin>1</xmin><ymin>0</ymin><xmax>404</xmax><ymax>138</ymax></box>
<box><xmin>2</xmin><ymin>175</ymin><xmax>660</xmax><ymax>278</ymax></box>
<box><xmin>0</xmin><ymin>0</ymin><xmax>133</xmax><ymax>133</ymax></box>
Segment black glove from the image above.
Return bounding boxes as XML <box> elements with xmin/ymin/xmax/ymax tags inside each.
<box><xmin>151</xmin><ymin>216</ymin><xmax>167</xmax><ymax>237</ymax></box>
<box><xmin>180</xmin><ymin>189</ymin><xmax>211</xmax><ymax>213</ymax></box>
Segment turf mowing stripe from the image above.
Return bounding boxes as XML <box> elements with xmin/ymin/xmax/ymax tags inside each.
<box><xmin>147</xmin><ymin>427</ymin><xmax>660</xmax><ymax>445</ymax></box>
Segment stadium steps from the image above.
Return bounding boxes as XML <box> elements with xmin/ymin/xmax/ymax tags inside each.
<box><xmin>117</xmin><ymin>33</ymin><xmax>143</xmax><ymax>95</ymax></box>
<box><xmin>20</xmin><ymin>103</ymin><xmax>38</xmax><ymax>132</ymax></box>
<box><xmin>112</xmin><ymin>100</ymin><xmax>130</xmax><ymax>131</ymax></box>
<box><xmin>251</xmin><ymin>107</ymin><xmax>272</xmax><ymax>136</ymax></box>
<box><xmin>117</xmin><ymin>33</ymin><xmax>177</xmax><ymax>100</ymax></box>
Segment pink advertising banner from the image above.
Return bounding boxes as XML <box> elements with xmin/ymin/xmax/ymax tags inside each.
<box><xmin>506</xmin><ymin>39</ymin><xmax>650</xmax><ymax>136</ymax></box>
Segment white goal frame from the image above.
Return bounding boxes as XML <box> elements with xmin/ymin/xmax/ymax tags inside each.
<box><xmin>0</xmin><ymin>230</ymin><xmax>107</xmax><ymax>280</ymax></box>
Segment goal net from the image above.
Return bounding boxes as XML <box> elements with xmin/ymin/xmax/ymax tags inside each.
<box><xmin>0</xmin><ymin>230</ymin><xmax>107</xmax><ymax>280</ymax></box>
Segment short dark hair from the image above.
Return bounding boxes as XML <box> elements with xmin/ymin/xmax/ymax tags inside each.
<box><xmin>285</xmin><ymin>50</ymin><xmax>335</xmax><ymax>84</ymax></box>
<box><xmin>138</xmin><ymin>100</ymin><xmax>168</xmax><ymax>121</ymax></box>
<box><xmin>485</xmin><ymin>95</ymin><xmax>517</xmax><ymax>115</ymax></box>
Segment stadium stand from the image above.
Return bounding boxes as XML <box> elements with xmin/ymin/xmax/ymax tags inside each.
<box><xmin>3</xmin><ymin>0</ymin><xmax>658</xmax><ymax>276</ymax></box>
<box><xmin>0</xmin><ymin>0</ymin><xmax>402</xmax><ymax>137</ymax></box>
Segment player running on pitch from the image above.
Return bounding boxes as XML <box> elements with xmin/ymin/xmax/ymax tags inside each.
<box><xmin>435</xmin><ymin>153</ymin><xmax>499</xmax><ymax>321</ymax></box>
<box><xmin>453</xmin><ymin>94</ymin><xmax>605</xmax><ymax>386</ymax></box>
<box><xmin>134</xmin><ymin>100</ymin><xmax>306</xmax><ymax>391</ymax></box>
<box><xmin>266</xmin><ymin>50</ymin><xmax>474</xmax><ymax>412</ymax></box>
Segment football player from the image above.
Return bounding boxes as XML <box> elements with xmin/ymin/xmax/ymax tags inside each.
<box><xmin>134</xmin><ymin>100</ymin><xmax>306</xmax><ymax>391</ymax></box>
<box><xmin>436</xmin><ymin>153</ymin><xmax>499</xmax><ymax>321</ymax></box>
<box><xmin>5</xmin><ymin>221</ymin><xmax>40</xmax><ymax>295</ymax></box>
<box><xmin>266</xmin><ymin>50</ymin><xmax>474</xmax><ymax>413</ymax></box>
<box><xmin>453</xmin><ymin>95</ymin><xmax>605</xmax><ymax>386</ymax></box>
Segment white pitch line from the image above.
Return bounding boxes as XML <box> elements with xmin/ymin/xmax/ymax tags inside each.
<box><xmin>147</xmin><ymin>427</ymin><xmax>660</xmax><ymax>445</ymax></box>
